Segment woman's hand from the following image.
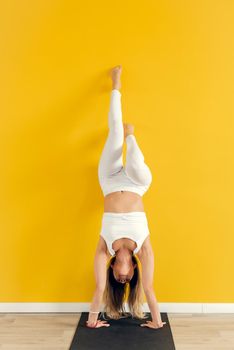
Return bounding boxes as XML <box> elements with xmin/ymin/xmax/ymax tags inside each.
<box><xmin>140</xmin><ymin>320</ymin><xmax>167</xmax><ymax>329</ymax></box>
<box><xmin>86</xmin><ymin>320</ymin><xmax>110</xmax><ymax>328</ymax></box>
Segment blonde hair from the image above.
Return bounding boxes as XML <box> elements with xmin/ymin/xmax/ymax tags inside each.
<box><xmin>100</xmin><ymin>254</ymin><xmax>148</xmax><ymax>320</ymax></box>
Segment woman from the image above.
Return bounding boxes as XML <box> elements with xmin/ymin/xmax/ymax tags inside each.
<box><xmin>86</xmin><ymin>65</ymin><xmax>166</xmax><ymax>330</ymax></box>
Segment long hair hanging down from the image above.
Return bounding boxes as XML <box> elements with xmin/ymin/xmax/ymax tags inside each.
<box><xmin>100</xmin><ymin>254</ymin><xmax>148</xmax><ymax>320</ymax></box>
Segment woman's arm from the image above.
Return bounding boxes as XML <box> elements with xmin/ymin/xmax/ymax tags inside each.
<box><xmin>137</xmin><ymin>236</ymin><xmax>163</xmax><ymax>325</ymax></box>
<box><xmin>87</xmin><ymin>236</ymin><xmax>108</xmax><ymax>327</ymax></box>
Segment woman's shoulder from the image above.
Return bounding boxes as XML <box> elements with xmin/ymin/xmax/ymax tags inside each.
<box><xmin>99</xmin><ymin>236</ymin><xmax>112</xmax><ymax>257</ymax></box>
<box><xmin>136</xmin><ymin>235</ymin><xmax>152</xmax><ymax>257</ymax></box>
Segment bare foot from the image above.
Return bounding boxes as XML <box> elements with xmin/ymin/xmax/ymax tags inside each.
<box><xmin>110</xmin><ymin>65</ymin><xmax>122</xmax><ymax>90</ymax></box>
<box><xmin>123</xmin><ymin>123</ymin><xmax>134</xmax><ymax>139</ymax></box>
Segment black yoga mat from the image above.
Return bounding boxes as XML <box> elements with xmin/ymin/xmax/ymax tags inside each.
<box><xmin>69</xmin><ymin>312</ymin><xmax>176</xmax><ymax>350</ymax></box>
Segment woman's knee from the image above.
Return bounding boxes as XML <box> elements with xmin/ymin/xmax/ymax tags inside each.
<box><xmin>125</xmin><ymin>165</ymin><xmax>152</xmax><ymax>187</ymax></box>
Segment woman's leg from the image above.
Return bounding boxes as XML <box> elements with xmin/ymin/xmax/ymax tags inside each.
<box><xmin>125</xmin><ymin>134</ymin><xmax>152</xmax><ymax>186</ymax></box>
<box><xmin>98</xmin><ymin>66</ymin><xmax>124</xmax><ymax>182</ymax></box>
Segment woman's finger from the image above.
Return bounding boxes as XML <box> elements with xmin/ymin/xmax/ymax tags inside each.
<box><xmin>96</xmin><ymin>322</ymin><xmax>110</xmax><ymax>328</ymax></box>
<box><xmin>140</xmin><ymin>321</ymin><xmax>166</xmax><ymax>329</ymax></box>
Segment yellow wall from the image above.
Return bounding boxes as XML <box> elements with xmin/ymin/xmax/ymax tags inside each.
<box><xmin>1</xmin><ymin>0</ymin><xmax>234</xmax><ymax>302</ymax></box>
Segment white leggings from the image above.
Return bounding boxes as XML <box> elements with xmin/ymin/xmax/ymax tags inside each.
<box><xmin>98</xmin><ymin>89</ymin><xmax>152</xmax><ymax>186</ymax></box>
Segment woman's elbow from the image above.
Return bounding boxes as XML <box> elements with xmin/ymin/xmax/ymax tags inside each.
<box><xmin>95</xmin><ymin>284</ymin><xmax>106</xmax><ymax>294</ymax></box>
<box><xmin>143</xmin><ymin>284</ymin><xmax>154</xmax><ymax>294</ymax></box>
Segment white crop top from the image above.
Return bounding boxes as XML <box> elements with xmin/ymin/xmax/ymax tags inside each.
<box><xmin>100</xmin><ymin>212</ymin><xmax>150</xmax><ymax>256</ymax></box>
<box><xmin>99</xmin><ymin>167</ymin><xmax>151</xmax><ymax>197</ymax></box>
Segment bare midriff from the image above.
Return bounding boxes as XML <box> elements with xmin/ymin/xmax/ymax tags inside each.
<box><xmin>104</xmin><ymin>191</ymin><xmax>144</xmax><ymax>213</ymax></box>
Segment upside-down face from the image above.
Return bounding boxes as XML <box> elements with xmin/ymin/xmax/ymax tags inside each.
<box><xmin>111</xmin><ymin>259</ymin><xmax>137</xmax><ymax>283</ymax></box>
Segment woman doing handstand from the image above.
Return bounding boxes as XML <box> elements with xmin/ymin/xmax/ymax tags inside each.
<box><xmin>86</xmin><ymin>65</ymin><xmax>166</xmax><ymax>330</ymax></box>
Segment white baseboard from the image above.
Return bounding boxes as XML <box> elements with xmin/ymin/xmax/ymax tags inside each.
<box><xmin>0</xmin><ymin>303</ymin><xmax>234</xmax><ymax>313</ymax></box>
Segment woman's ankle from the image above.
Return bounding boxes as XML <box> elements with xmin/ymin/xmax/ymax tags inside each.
<box><xmin>112</xmin><ymin>82</ymin><xmax>121</xmax><ymax>90</ymax></box>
